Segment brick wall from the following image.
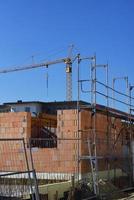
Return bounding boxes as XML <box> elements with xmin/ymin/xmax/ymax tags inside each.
<box><xmin>0</xmin><ymin>112</ymin><xmax>31</xmax><ymax>171</ymax></box>
<box><xmin>0</xmin><ymin>110</ymin><xmax>127</xmax><ymax>176</ymax></box>
<box><xmin>32</xmin><ymin>109</ymin><xmax>78</xmax><ymax>174</ymax></box>
<box><xmin>0</xmin><ymin>112</ymin><xmax>31</xmax><ymax>139</ymax></box>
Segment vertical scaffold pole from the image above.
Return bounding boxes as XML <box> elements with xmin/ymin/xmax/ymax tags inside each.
<box><xmin>129</xmin><ymin>85</ymin><xmax>134</xmax><ymax>184</ymax></box>
<box><xmin>77</xmin><ymin>53</ymin><xmax>81</xmax><ymax>181</ymax></box>
<box><xmin>91</xmin><ymin>55</ymin><xmax>99</xmax><ymax>195</ymax></box>
<box><xmin>105</xmin><ymin>64</ymin><xmax>110</xmax><ymax>181</ymax></box>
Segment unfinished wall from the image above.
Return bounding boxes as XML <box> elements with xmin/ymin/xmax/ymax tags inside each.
<box><xmin>0</xmin><ymin>112</ymin><xmax>31</xmax><ymax>139</ymax></box>
<box><xmin>0</xmin><ymin>112</ymin><xmax>31</xmax><ymax>171</ymax></box>
<box><xmin>80</xmin><ymin>109</ymin><xmax>126</xmax><ymax>174</ymax></box>
<box><xmin>0</xmin><ymin>109</ymin><xmax>128</xmax><ymax>178</ymax></box>
<box><xmin>31</xmin><ymin>109</ymin><xmax>78</xmax><ymax>175</ymax></box>
<box><xmin>31</xmin><ymin>109</ymin><xmax>126</xmax><ymax>176</ymax></box>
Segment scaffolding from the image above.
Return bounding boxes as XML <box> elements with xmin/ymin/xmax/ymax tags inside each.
<box><xmin>77</xmin><ymin>53</ymin><xmax>134</xmax><ymax>197</ymax></box>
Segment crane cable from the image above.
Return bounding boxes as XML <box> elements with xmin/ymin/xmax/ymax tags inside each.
<box><xmin>46</xmin><ymin>66</ymin><xmax>49</xmax><ymax>98</ymax></box>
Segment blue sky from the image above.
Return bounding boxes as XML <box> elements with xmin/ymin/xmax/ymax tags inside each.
<box><xmin>0</xmin><ymin>0</ymin><xmax>134</xmax><ymax>109</ymax></box>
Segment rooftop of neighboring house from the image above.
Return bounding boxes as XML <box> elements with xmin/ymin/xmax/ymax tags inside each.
<box><xmin>3</xmin><ymin>100</ymin><xmax>88</xmax><ymax>106</ymax></box>
<box><xmin>1</xmin><ymin>100</ymin><xmax>134</xmax><ymax>121</ymax></box>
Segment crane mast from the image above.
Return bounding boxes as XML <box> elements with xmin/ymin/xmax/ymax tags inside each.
<box><xmin>66</xmin><ymin>58</ymin><xmax>72</xmax><ymax>101</ymax></box>
<box><xmin>0</xmin><ymin>57</ymin><xmax>73</xmax><ymax>101</ymax></box>
<box><xmin>66</xmin><ymin>44</ymin><xmax>73</xmax><ymax>101</ymax></box>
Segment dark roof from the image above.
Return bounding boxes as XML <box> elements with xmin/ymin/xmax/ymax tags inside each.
<box><xmin>4</xmin><ymin>100</ymin><xmax>45</xmax><ymax>105</ymax></box>
<box><xmin>96</xmin><ymin>104</ymin><xmax>134</xmax><ymax>121</ymax></box>
<box><xmin>3</xmin><ymin>100</ymin><xmax>88</xmax><ymax>106</ymax></box>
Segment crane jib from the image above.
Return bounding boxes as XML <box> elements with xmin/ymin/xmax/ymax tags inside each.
<box><xmin>0</xmin><ymin>56</ymin><xmax>73</xmax><ymax>101</ymax></box>
<box><xmin>0</xmin><ymin>58</ymin><xmax>68</xmax><ymax>74</ymax></box>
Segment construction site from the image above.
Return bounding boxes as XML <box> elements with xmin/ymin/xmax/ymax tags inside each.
<box><xmin>0</xmin><ymin>52</ymin><xmax>134</xmax><ymax>200</ymax></box>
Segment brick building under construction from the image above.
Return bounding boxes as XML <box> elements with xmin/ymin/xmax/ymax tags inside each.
<box><xmin>0</xmin><ymin>100</ymin><xmax>133</xmax><ymax>189</ymax></box>
<box><xmin>0</xmin><ymin>50</ymin><xmax>133</xmax><ymax>199</ymax></box>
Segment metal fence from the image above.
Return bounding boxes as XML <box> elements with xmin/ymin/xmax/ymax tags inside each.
<box><xmin>0</xmin><ymin>138</ymin><xmax>39</xmax><ymax>200</ymax></box>
<box><xmin>0</xmin><ymin>137</ymin><xmax>132</xmax><ymax>199</ymax></box>
<box><xmin>29</xmin><ymin>137</ymin><xmax>131</xmax><ymax>188</ymax></box>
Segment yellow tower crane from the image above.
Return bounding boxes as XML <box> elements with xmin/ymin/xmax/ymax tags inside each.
<box><xmin>0</xmin><ymin>55</ymin><xmax>74</xmax><ymax>101</ymax></box>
